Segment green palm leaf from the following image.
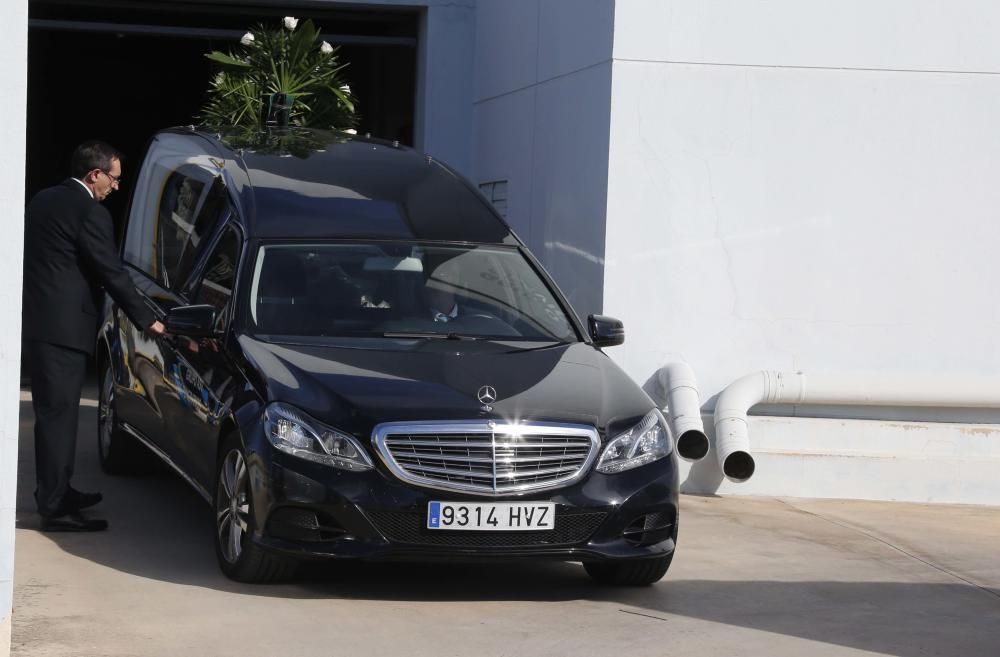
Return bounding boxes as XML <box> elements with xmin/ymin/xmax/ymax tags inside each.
<box><xmin>197</xmin><ymin>18</ymin><xmax>358</xmax><ymax>132</ymax></box>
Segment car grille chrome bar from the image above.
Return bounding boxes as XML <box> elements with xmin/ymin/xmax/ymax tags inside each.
<box><xmin>372</xmin><ymin>421</ymin><xmax>601</xmax><ymax>496</ymax></box>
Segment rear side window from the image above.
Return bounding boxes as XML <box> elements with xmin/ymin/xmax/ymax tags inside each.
<box><xmin>157</xmin><ymin>172</ymin><xmax>205</xmax><ymax>286</ymax></box>
<box><xmin>123</xmin><ymin>134</ymin><xmax>226</xmax><ymax>290</ymax></box>
<box><xmin>173</xmin><ymin>178</ymin><xmax>227</xmax><ymax>289</ymax></box>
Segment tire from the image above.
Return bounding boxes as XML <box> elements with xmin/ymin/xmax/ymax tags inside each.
<box><xmin>584</xmin><ymin>514</ymin><xmax>679</xmax><ymax>586</ymax></box>
<box><xmin>97</xmin><ymin>361</ymin><xmax>148</xmax><ymax>475</ymax></box>
<box><xmin>584</xmin><ymin>552</ymin><xmax>674</xmax><ymax>586</ymax></box>
<box><xmin>214</xmin><ymin>433</ymin><xmax>297</xmax><ymax>583</ymax></box>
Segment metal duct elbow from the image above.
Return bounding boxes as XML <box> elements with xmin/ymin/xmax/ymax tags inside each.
<box><xmin>712</xmin><ymin>368</ymin><xmax>1000</xmax><ymax>484</ymax></box>
<box><xmin>713</xmin><ymin>371</ymin><xmax>767</xmax><ymax>482</ymax></box>
<box><xmin>658</xmin><ymin>362</ymin><xmax>710</xmax><ymax>461</ymax></box>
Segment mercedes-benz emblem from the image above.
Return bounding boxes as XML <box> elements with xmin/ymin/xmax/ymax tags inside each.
<box><xmin>477</xmin><ymin>386</ymin><xmax>497</xmax><ymax>405</ymax></box>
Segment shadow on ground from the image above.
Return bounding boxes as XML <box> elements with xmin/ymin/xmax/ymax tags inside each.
<box><xmin>15</xmin><ymin>395</ymin><xmax>1000</xmax><ymax>657</ymax></box>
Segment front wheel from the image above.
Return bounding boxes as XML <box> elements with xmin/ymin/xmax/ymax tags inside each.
<box><xmin>214</xmin><ymin>434</ymin><xmax>297</xmax><ymax>583</ymax></box>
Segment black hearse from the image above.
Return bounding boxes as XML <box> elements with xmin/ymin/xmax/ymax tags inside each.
<box><xmin>97</xmin><ymin>127</ymin><xmax>680</xmax><ymax>584</ymax></box>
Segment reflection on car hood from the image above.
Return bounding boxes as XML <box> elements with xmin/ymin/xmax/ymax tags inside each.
<box><xmin>237</xmin><ymin>336</ymin><xmax>654</xmax><ymax>436</ymax></box>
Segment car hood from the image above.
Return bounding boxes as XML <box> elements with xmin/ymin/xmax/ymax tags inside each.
<box><xmin>237</xmin><ymin>336</ymin><xmax>654</xmax><ymax>436</ymax></box>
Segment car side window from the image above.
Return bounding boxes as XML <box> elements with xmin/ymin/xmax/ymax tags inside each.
<box><xmin>158</xmin><ymin>171</ymin><xmax>205</xmax><ymax>288</ymax></box>
<box><xmin>122</xmin><ymin>133</ymin><xmax>223</xmax><ymax>287</ymax></box>
<box><xmin>173</xmin><ymin>178</ymin><xmax>227</xmax><ymax>290</ymax></box>
<box><xmin>193</xmin><ymin>227</ymin><xmax>241</xmax><ymax>332</ymax></box>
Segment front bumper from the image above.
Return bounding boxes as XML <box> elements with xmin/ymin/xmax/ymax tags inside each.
<box><xmin>244</xmin><ymin>425</ymin><xmax>679</xmax><ymax>563</ymax></box>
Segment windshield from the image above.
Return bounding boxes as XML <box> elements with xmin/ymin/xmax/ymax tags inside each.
<box><xmin>247</xmin><ymin>242</ymin><xmax>579</xmax><ymax>341</ymax></box>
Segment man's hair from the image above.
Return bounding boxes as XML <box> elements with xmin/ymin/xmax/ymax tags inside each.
<box><xmin>70</xmin><ymin>140</ymin><xmax>123</xmax><ymax>179</ymax></box>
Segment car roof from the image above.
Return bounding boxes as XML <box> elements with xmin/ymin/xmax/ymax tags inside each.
<box><xmin>163</xmin><ymin>126</ymin><xmax>518</xmax><ymax>245</ymax></box>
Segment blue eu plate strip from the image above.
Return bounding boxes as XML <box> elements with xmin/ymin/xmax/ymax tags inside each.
<box><xmin>427</xmin><ymin>502</ymin><xmax>441</xmax><ymax>528</ymax></box>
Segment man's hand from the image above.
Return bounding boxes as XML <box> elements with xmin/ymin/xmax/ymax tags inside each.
<box><xmin>148</xmin><ymin>320</ymin><xmax>166</xmax><ymax>336</ymax></box>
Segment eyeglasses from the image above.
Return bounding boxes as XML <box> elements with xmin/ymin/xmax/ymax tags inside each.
<box><xmin>98</xmin><ymin>169</ymin><xmax>122</xmax><ymax>184</ymax></box>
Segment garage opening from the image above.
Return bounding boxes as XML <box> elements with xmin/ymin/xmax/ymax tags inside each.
<box><xmin>27</xmin><ymin>0</ymin><xmax>419</xmax><ymax>223</ymax></box>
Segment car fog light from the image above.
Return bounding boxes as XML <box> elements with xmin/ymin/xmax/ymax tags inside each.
<box><xmin>264</xmin><ymin>402</ymin><xmax>373</xmax><ymax>471</ymax></box>
<box><xmin>596</xmin><ymin>409</ymin><xmax>673</xmax><ymax>474</ymax></box>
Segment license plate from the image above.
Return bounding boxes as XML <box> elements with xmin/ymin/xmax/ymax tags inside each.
<box><xmin>427</xmin><ymin>501</ymin><xmax>555</xmax><ymax>531</ymax></box>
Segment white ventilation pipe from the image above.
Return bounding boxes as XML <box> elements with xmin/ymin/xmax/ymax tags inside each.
<box><xmin>714</xmin><ymin>370</ymin><xmax>1000</xmax><ymax>482</ymax></box>
<box><xmin>658</xmin><ymin>362</ymin><xmax>710</xmax><ymax>461</ymax></box>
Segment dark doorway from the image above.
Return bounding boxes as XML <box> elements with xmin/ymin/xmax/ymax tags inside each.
<box><xmin>27</xmin><ymin>0</ymin><xmax>419</xmax><ymax>224</ymax></box>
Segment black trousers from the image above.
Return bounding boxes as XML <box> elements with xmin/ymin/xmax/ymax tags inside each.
<box><xmin>27</xmin><ymin>339</ymin><xmax>89</xmax><ymax>517</ymax></box>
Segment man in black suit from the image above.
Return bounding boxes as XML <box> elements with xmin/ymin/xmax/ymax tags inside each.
<box><xmin>23</xmin><ymin>141</ymin><xmax>165</xmax><ymax>532</ymax></box>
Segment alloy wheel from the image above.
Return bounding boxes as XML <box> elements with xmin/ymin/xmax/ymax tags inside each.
<box><xmin>217</xmin><ymin>449</ymin><xmax>250</xmax><ymax>564</ymax></box>
<box><xmin>98</xmin><ymin>370</ymin><xmax>115</xmax><ymax>457</ymax></box>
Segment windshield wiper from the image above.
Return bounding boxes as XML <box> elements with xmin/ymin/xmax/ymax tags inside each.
<box><xmin>380</xmin><ymin>331</ymin><xmax>488</xmax><ymax>341</ymax></box>
<box><xmin>446</xmin><ymin>332</ymin><xmax>487</xmax><ymax>341</ymax></box>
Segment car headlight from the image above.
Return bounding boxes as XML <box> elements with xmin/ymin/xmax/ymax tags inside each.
<box><xmin>596</xmin><ymin>409</ymin><xmax>673</xmax><ymax>474</ymax></box>
<box><xmin>263</xmin><ymin>402</ymin><xmax>373</xmax><ymax>471</ymax></box>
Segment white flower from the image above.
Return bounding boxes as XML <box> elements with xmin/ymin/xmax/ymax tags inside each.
<box><xmin>340</xmin><ymin>84</ymin><xmax>351</xmax><ymax>94</ymax></box>
<box><xmin>240</xmin><ymin>31</ymin><xmax>254</xmax><ymax>46</ymax></box>
<box><xmin>320</xmin><ymin>41</ymin><xmax>333</xmax><ymax>55</ymax></box>
<box><xmin>283</xmin><ymin>16</ymin><xmax>298</xmax><ymax>30</ymax></box>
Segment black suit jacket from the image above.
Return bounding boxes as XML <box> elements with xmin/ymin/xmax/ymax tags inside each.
<box><xmin>23</xmin><ymin>179</ymin><xmax>156</xmax><ymax>354</ymax></box>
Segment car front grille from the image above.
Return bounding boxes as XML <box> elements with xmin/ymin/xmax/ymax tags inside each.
<box><xmin>365</xmin><ymin>508</ymin><xmax>607</xmax><ymax>548</ymax></box>
<box><xmin>372</xmin><ymin>421</ymin><xmax>601</xmax><ymax>495</ymax></box>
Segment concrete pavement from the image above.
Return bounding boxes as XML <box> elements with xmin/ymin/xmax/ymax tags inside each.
<box><xmin>11</xmin><ymin>385</ymin><xmax>1000</xmax><ymax>656</ymax></box>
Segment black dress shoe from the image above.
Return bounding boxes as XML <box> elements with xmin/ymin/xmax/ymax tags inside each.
<box><xmin>40</xmin><ymin>512</ymin><xmax>108</xmax><ymax>532</ymax></box>
<box><xmin>64</xmin><ymin>488</ymin><xmax>103</xmax><ymax>512</ymax></box>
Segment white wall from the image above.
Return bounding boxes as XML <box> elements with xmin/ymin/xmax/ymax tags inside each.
<box><xmin>605</xmin><ymin>0</ymin><xmax>1000</xmax><ymax>500</ymax></box>
<box><xmin>414</xmin><ymin>0</ymin><xmax>476</xmax><ymax>173</ymax></box>
<box><xmin>681</xmin><ymin>413</ymin><xmax>1000</xmax><ymax>505</ymax></box>
<box><xmin>0</xmin><ymin>1</ymin><xmax>26</xmax><ymax>650</ymax></box>
<box><xmin>473</xmin><ymin>0</ymin><xmax>615</xmax><ymax>320</ymax></box>
<box><xmin>613</xmin><ymin>0</ymin><xmax>1000</xmax><ymax>72</ymax></box>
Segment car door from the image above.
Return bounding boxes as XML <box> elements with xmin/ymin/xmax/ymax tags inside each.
<box><xmin>114</xmin><ymin>158</ymin><xmax>217</xmax><ymax>450</ymax></box>
<box><xmin>159</xmin><ymin>223</ymin><xmax>243</xmax><ymax>490</ymax></box>
<box><xmin>111</xmin><ymin>268</ymin><xmax>176</xmax><ymax>448</ymax></box>
<box><xmin>115</xmin><ymin>145</ymin><xmax>229</xmax><ymax>467</ymax></box>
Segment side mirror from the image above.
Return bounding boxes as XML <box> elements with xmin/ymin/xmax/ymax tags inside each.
<box><xmin>165</xmin><ymin>304</ymin><xmax>218</xmax><ymax>337</ymax></box>
<box><xmin>588</xmin><ymin>314</ymin><xmax>625</xmax><ymax>347</ymax></box>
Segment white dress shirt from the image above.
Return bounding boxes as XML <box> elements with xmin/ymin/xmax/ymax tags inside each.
<box><xmin>72</xmin><ymin>178</ymin><xmax>94</xmax><ymax>199</ymax></box>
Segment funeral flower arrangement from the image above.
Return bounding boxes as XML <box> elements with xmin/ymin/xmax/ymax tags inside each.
<box><xmin>199</xmin><ymin>16</ymin><xmax>357</xmax><ymax>131</ymax></box>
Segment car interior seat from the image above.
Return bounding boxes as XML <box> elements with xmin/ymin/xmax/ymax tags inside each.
<box><xmin>256</xmin><ymin>250</ymin><xmax>310</xmax><ymax>334</ymax></box>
